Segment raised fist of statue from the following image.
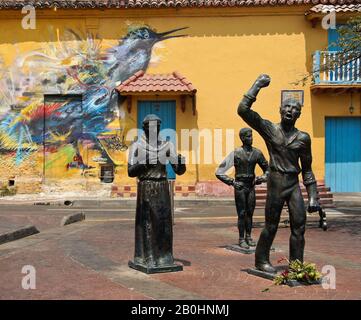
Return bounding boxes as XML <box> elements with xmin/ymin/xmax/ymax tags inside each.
<box><xmin>255</xmin><ymin>74</ymin><xmax>271</xmax><ymax>88</ymax></box>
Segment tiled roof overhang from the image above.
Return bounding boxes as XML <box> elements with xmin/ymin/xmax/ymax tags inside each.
<box><xmin>116</xmin><ymin>71</ymin><xmax>197</xmax><ymax>95</ymax></box>
<box><xmin>0</xmin><ymin>0</ymin><xmax>360</xmax><ymax>10</ymax></box>
<box><xmin>305</xmin><ymin>3</ymin><xmax>361</xmax><ymax>23</ymax></box>
<box><xmin>305</xmin><ymin>3</ymin><xmax>361</xmax><ymax>15</ymax></box>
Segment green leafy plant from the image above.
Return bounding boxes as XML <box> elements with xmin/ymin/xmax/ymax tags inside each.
<box><xmin>274</xmin><ymin>257</ymin><xmax>322</xmax><ymax>285</ymax></box>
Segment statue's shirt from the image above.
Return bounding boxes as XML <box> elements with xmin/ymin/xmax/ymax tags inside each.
<box><xmin>239</xmin><ymin>108</ymin><xmax>316</xmax><ymax>185</ymax></box>
<box><xmin>234</xmin><ymin>148</ymin><xmax>268</xmax><ymax>180</ymax></box>
<box><xmin>263</xmin><ymin>124</ymin><xmax>309</xmax><ymax>174</ymax></box>
<box><xmin>216</xmin><ymin>147</ymin><xmax>268</xmax><ymax>184</ymax></box>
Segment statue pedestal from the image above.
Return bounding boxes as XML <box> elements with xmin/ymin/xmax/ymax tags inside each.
<box><xmin>128</xmin><ymin>261</ymin><xmax>183</xmax><ymax>274</ymax></box>
<box><xmin>246</xmin><ymin>268</ymin><xmax>279</xmax><ymax>280</ymax></box>
<box><xmin>224</xmin><ymin>244</ymin><xmax>276</xmax><ymax>255</ymax></box>
<box><xmin>246</xmin><ymin>268</ymin><xmax>323</xmax><ymax>287</ymax></box>
<box><xmin>225</xmin><ymin>244</ymin><xmax>256</xmax><ymax>254</ymax></box>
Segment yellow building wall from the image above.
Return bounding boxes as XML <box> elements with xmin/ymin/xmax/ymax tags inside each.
<box><xmin>0</xmin><ymin>7</ymin><xmax>359</xmax><ymax>193</ymax></box>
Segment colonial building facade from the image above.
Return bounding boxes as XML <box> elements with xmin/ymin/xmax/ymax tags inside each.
<box><xmin>0</xmin><ymin>0</ymin><xmax>360</xmax><ymax>198</ymax></box>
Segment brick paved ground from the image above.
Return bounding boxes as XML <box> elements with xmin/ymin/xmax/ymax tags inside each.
<box><xmin>0</xmin><ymin>204</ymin><xmax>360</xmax><ymax>300</ymax></box>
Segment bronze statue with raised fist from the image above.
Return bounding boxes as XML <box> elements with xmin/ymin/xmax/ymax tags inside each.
<box><xmin>238</xmin><ymin>74</ymin><xmax>320</xmax><ymax>273</ymax></box>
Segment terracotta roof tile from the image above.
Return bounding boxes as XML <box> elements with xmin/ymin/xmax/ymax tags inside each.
<box><xmin>305</xmin><ymin>3</ymin><xmax>361</xmax><ymax>14</ymax></box>
<box><xmin>116</xmin><ymin>71</ymin><xmax>197</xmax><ymax>94</ymax></box>
<box><xmin>0</xmin><ymin>0</ymin><xmax>359</xmax><ymax>10</ymax></box>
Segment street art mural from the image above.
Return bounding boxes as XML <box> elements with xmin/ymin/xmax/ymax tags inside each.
<box><xmin>0</xmin><ymin>24</ymin><xmax>187</xmax><ymax>186</ymax></box>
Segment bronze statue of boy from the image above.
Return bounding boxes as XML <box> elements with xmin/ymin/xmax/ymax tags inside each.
<box><xmin>238</xmin><ymin>74</ymin><xmax>320</xmax><ymax>273</ymax></box>
<box><xmin>216</xmin><ymin>128</ymin><xmax>269</xmax><ymax>249</ymax></box>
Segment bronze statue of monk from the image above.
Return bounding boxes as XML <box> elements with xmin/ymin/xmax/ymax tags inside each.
<box><xmin>128</xmin><ymin>114</ymin><xmax>186</xmax><ymax>274</ymax></box>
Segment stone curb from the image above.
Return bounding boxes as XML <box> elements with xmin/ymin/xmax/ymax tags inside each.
<box><xmin>61</xmin><ymin>212</ymin><xmax>86</xmax><ymax>226</ymax></box>
<box><xmin>0</xmin><ymin>225</ymin><xmax>40</xmax><ymax>245</ymax></box>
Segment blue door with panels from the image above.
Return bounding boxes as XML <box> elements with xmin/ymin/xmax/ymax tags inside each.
<box><xmin>325</xmin><ymin>117</ymin><xmax>361</xmax><ymax>192</ymax></box>
<box><xmin>137</xmin><ymin>100</ymin><xmax>176</xmax><ymax>179</ymax></box>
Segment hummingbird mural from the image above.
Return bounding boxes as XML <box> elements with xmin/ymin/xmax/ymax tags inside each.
<box><xmin>0</xmin><ymin>25</ymin><xmax>188</xmax><ymax>168</ymax></box>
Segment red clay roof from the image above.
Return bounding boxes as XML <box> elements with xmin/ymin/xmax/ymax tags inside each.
<box><xmin>0</xmin><ymin>0</ymin><xmax>359</xmax><ymax>9</ymax></box>
<box><xmin>116</xmin><ymin>71</ymin><xmax>197</xmax><ymax>94</ymax></box>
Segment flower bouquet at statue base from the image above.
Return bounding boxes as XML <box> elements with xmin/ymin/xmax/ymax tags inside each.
<box><xmin>274</xmin><ymin>258</ymin><xmax>323</xmax><ymax>286</ymax></box>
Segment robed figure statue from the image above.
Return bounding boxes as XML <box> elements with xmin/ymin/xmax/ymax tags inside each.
<box><xmin>128</xmin><ymin>114</ymin><xmax>186</xmax><ymax>274</ymax></box>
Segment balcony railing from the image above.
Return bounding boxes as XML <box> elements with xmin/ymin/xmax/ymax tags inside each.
<box><xmin>313</xmin><ymin>50</ymin><xmax>361</xmax><ymax>85</ymax></box>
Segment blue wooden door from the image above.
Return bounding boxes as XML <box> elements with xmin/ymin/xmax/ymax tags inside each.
<box><xmin>137</xmin><ymin>100</ymin><xmax>176</xmax><ymax>179</ymax></box>
<box><xmin>325</xmin><ymin>117</ymin><xmax>361</xmax><ymax>192</ymax></box>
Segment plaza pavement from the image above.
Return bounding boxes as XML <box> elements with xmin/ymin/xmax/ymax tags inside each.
<box><xmin>0</xmin><ymin>203</ymin><xmax>360</xmax><ymax>300</ymax></box>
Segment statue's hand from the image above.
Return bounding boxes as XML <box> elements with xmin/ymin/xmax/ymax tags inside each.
<box><xmin>179</xmin><ymin>154</ymin><xmax>186</xmax><ymax>164</ymax></box>
<box><xmin>233</xmin><ymin>181</ymin><xmax>244</xmax><ymax>190</ymax></box>
<box><xmin>255</xmin><ymin>74</ymin><xmax>271</xmax><ymax>88</ymax></box>
<box><xmin>308</xmin><ymin>198</ymin><xmax>321</xmax><ymax>213</ymax></box>
<box><xmin>255</xmin><ymin>175</ymin><xmax>266</xmax><ymax>185</ymax></box>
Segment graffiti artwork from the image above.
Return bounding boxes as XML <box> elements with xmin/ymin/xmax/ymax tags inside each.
<box><xmin>99</xmin><ymin>134</ymin><xmax>128</xmax><ymax>152</ymax></box>
<box><xmin>0</xmin><ymin>25</ymin><xmax>187</xmax><ymax>185</ymax></box>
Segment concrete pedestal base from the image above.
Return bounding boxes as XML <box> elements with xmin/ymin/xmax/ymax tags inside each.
<box><xmin>128</xmin><ymin>261</ymin><xmax>183</xmax><ymax>274</ymax></box>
